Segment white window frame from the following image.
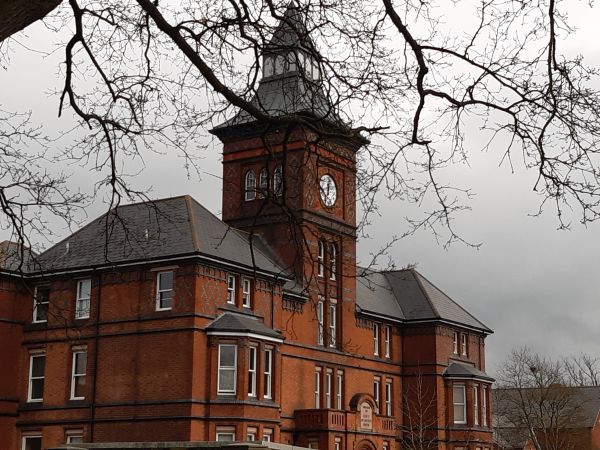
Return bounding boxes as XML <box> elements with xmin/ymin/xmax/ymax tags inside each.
<box><xmin>328</xmin><ymin>301</ymin><xmax>337</xmax><ymax>348</ymax></box>
<box><xmin>334</xmin><ymin>438</ymin><xmax>341</xmax><ymax>450</ymax></box>
<box><xmin>262</xmin><ymin>428</ymin><xmax>273</xmax><ymax>442</ymax></box>
<box><xmin>21</xmin><ymin>435</ymin><xmax>42</xmax><ymax>450</ymax></box>
<box><xmin>32</xmin><ymin>286</ymin><xmax>49</xmax><ymax>324</ymax></box>
<box><xmin>373</xmin><ymin>323</ymin><xmax>380</xmax><ymax>356</ymax></box>
<box><xmin>217</xmin><ymin>344</ymin><xmax>237</xmax><ymax>395</ymax></box>
<box><xmin>317</xmin><ymin>299</ymin><xmax>324</xmax><ymax>346</ymax></box>
<box><xmin>453</xmin><ymin>331</ymin><xmax>459</xmax><ymax>354</ymax></box>
<box><xmin>155</xmin><ymin>271</ymin><xmax>173</xmax><ymax>311</ymax></box>
<box><xmin>258</xmin><ymin>168</ymin><xmax>268</xmax><ymax>199</ymax></box>
<box><xmin>246</xmin><ymin>427</ymin><xmax>257</xmax><ymax>442</ymax></box>
<box><xmin>27</xmin><ymin>352</ymin><xmax>45</xmax><ymax>403</ymax></box>
<box><xmin>473</xmin><ymin>384</ymin><xmax>479</xmax><ymax>426</ymax></box>
<box><xmin>329</xmin><ymin>244</ymin><xmax>337</xmax><ymax>280</ymax></box>
<box><xmin>374</xmin><ymin>377</ymin><xmax>381</xmax><ymax>413</ymax></box>
<box><xmin>66</xmin><ymin>430</ymin><xmax>84</xmax><ymax>444</ymax></box>
<box><xmin>264</xmin><ymin>348</ymin><xmax>273</xmax><ymax>399</ymax></box>
<box><xmin>384</xmin><ymin>325</ymin><xmax>391</xmax><ymax>358</ymax></box>
<box><xmin>273</xmin><ymin>165</ymin><xmax>283</xmax><ymax>196</ymax></box>
<box><xmin>315</xmin><ymin>368</ymin><xmax>321</xmax><ymax>408</ymax></box>
<box><xmin>461</xmin><ymin>333</ymin><xmax>468</xmax><ymax>356</ymax></box>
<box><xmin>317</xmin><ymin>240</ymin><xmax>324</xmax><ymax>277</ymax></box>
<box><xmin>242</xmin><ymin>278</ymin><xmax>251</xmax><ymax>308</ymax></box>
<box><xmin>383</xmin><ymin>442</ymin><xmax>389</xmax><ymax>450</ymax></box>
<box><xmin>216</xmin><ymin>427</ymin><xmax>236</xmax><ymax>442</ymax></box>
<box><xmin>325</xmin><ymin>369</ymin><xmax>332</xmax><ymax>409</ymax></box>
<box><xmin>336</xmin><ymin>371</ymin><xmax>343</xmax><ymax>409</ymax></box>
<box><xmin>453</xmin><ymin>384</ymin><xmax>467</xmax><ymax>424</ymax></box>
<box><xmin>75</xmin><ymin>279</ymin><xmax>91</xmax><ymax>319</ymax></box>
<box><xmin>245</xmin><ymin>170</ymin><xmax>256</xmax><ymax>201</ymax></box>
<box><xmin>227</xmin><ymin>275</ymin><xmax>236</xmax><ymax>304</ymax></box>
<box><xmin>385</xmin><ymin>379</ymin><xmax>392</xmax><ymax>416</ymax></box>
<box><xmin>482</xmin><ymin>385</ymin><xmax>488</xmax><ymax>427</ymax></box>
<box><xmin>70</xmin><ymin>349</ymin><xmax>87</xmax><ymax>400</ymax></box>
<box><xmin>248</xmin><ymin>346</ymin><xmax>257</xmax><ymax>397</ymax></box>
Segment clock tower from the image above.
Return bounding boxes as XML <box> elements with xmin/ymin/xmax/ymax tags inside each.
<box><xmin>210</xmin><ymin>4</ymin><xmax>365</xmax><ymax>294</ymax></box>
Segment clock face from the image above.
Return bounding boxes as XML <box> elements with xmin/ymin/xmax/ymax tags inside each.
<box><xmin>319</xmin><ymin>174</ymin><xmax>337</xmax><ymax>207</ymax></box>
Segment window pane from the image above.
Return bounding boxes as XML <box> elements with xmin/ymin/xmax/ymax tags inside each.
<box><xmin>75</xmin><ymin>352</ymin><xmax>87</xmax><ymax>374</ymax></box>
<box><xmin>31</xmin><ymin>356</ymin><xmax>45</xmax><ymax>377</ymax></box>
<box><xmin>159</xmin><ymin>271</ymin><xmax>173</xmax><ymax>290</ymax></box>
<box><xmin>78</xmin><ymin>279</ymin><xmax>91</xmax><ymax>299</ymax></box>
<box><xmin>30</xmin><ymin>379</ymin><xmax>44</xmax><ymax>400</ymax></box>
<box><xmin>220</xmin><ymin>345</ymin><xmax>236</xmax><ymax>367</ymax></box>
<box><xmin>23</xmin><ymin>437</ymin><xmax>42</xmax><ymax>450</ymax></box>
<box><xmin>219</xmin><ymin>369</ymin><xmax>235</xmax><ymax>392</ymax></box>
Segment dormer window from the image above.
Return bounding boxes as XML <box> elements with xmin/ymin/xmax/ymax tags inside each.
<box><xmin>245</xmin><ymin>170</ymin><xmax>256</xmax><ymax>201</ymax></box>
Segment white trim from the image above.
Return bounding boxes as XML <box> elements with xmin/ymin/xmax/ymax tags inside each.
<box><xmin>227</xmin><ymin>274</ymin><xmax>236</xmax><ymax>305</ymax></box>
<box><xmin>155</xmin><ymin>271</ymin><xmax>173</xmax><ymax>311</ymax></box>
<box><xmin>336</xmin><ymin>370</ymin><xmax>343</xmax><ymax>409</ymax></box>
<box><xmin>217</xmin><ymin>344</ymin><xmax>237</xmax><ymax>395</ymax></box>
<box><xmin>384</xmin><ymin>325</ymin><xmax>391</xmax><ymax>358</ymax></box>
<box><xmin>325</xmin><ymin>369</ymin><xmax>332</xmax><ymax>408</ymax></box>
<box><xmin>27</xmin><ymin>353</ymin><xmax>45</xmax><ymax>403</ymax></box>
<box><xmin>206</xmin><ymin>331</ymin><xmax>284</xmax><ymax>344</ymax></box>
<box><xmin>70</xmin><ymin>349</ymin><xmax>87</xmax><ymax>400</ymax></box>
<box><xmin>21</xmin><ymin>435</ymin><xmax>42</xmax><ymax>450</ymax></box>
<box><xmin>328</xmin><ymin>303</ymin><xmax>336</xmax><ymax>348</ymax></box>
<box><xmin>32</xmin><ymin>286</ymin><xmax>49</xmax><ymax>324</ymax></box>
<box><xmin>248</xmin><ymin>346</ymin><xmax>257</xmax><ymax>397</ymax></box>
<box><xmin>373</xmin><ymin>323</ymin><xmax>380</xmax><ymax>356</ymax></box>
<box><xmin>453</xmin><ymin>384</ymin><xmax>467</xmax><ymax>424</ymax></box>
<box><xmin>264</xmin><ymin>348</ymin><xmax>273</xmax><ymax>399</ymax></box>
<box><xmin>75</xmin><ymin>279</ymin><xmax>91</xmax><ymax>319</ymax></box>
<box><xmin>316</xmin><ymin>298</ymin><xmax>324</xmax><ymax>346</ymax></box>
<box><xmin>242</xmin><ymin>277</ymin><xmax>251</xmax><ymax>308</ymax></box>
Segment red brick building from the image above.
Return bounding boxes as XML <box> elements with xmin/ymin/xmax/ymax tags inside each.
<box><xmin>0</xmin><ymin>5</ymin><xmax>494</xmax><ymax>450</ymax></box>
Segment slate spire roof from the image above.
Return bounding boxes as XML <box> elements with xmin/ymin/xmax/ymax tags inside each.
<box><xmin>356</xmin><ymin>267</ymin><xmax>492</xmax><ymax>333</ymax></box>
<box><xmin>211</xmin><ymin>2</ymin><xmax>343</xmax><ymax>135</ymax></box>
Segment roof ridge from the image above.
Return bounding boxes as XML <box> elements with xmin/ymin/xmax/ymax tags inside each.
<box><xmin>410</xmin><ymin>268</ymin><xmax>440</xmax><ymax>318</ymax></box>
<box><xmin>184</xmin><ymin>195</ymin><xmax>201</xmax><ymax>253</ymax></box>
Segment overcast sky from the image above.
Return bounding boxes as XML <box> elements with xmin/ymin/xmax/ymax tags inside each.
<box><xmin>1</xmin><ymin>2</ymin><xmax>599</xmax><ymax>377</ymax></box>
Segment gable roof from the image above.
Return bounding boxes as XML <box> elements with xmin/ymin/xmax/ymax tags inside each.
<box><xmin>356</xmin><ymin>267</ymin><xmax>492</xmax><ymax>333</ymax></box>
<box><xmin>34</xmin><ymin>196</ymin><xmax>288</xmax><ymax>278</ymax></box>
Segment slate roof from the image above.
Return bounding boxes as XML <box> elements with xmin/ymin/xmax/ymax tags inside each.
<box><xmin>206</xmin><ymin>311</ymin><xmax>283</xmax><ymax>340</ymax></box>
<box><xmin>0</xmin><ymin>240</ymin><xmax>37</xmax><ymax>272</ymax></box>
<box><xmin>356</xmin><ymin>267</ymin><xmax>492</xmax><ymax>333</ymax></box>
<box><xmin>34</xmin><ymin>196</ymin><xmax>288</xmax><ymax>277</ymax></box>
<box><xmin>443</xmin><ymin>362</ymin><xmax>495</xmax><ymax>382</ymax></box>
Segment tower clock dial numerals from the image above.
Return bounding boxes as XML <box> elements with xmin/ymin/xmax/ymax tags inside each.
<box><xmin>319</xmin><ymin>174</ymin><xmax>337</xmax><ymax>207</ymax></box>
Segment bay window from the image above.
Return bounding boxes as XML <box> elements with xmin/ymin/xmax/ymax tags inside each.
<box><xmin>218</xmin><ymin>344</ymin><xmax>237</xmax><ymax>395</ymax></box>
<box><xmin>453</xmin><ymin>384</ymin><xmax>466</xmax><ymax>424</ymax></box>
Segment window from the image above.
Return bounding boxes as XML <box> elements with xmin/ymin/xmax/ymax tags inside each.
<box><xmin>317</xmin><ymin>240</ymin><xmax>324</xmax><ymax>277</ymax></box>
<box><xmin>21</xmin><ymin>436</ymin><xmax>42</xmax><ymax>450</ymax></box>
<box><xmin>227</xmin><ymin>275</ymin><xmax>236</xmax><ymax>304</ymax></box>
<box><xmin>70</xmin><ymin>349</ymin><xmax>87</xmax><ymax>400</ymax></box>
<box><xmin>66</xmin><ymin>431</ymin><xmax>83</xmax><ymax>444</ymax></box>
<box><xmin>461</xmin><ymin>333</ymin><xmax>468</xmax><ymax>356</ymax></box>
<box><xmin>264</xmin><ymin>349</ymin><xmax>273</xmax><ymax>399</ymax></box>
<box><xmin>28</xmin><ymin>353</ymin><xmax>45</xmax><ymax>402</ymax></box>
<box><xmin>246</xmin><ymin>427</ymin><xmax>257</xmax><ymax>441</ymax></box>
<box><xmin>453</xmin><ymin>331</ymin><xmax>459</xmax><ymax>354</ymax></box>
<box><xmin>273</xmin><ymin>165</ymin><xmax>283</xmax><ymax>196</ymax></box>
<box><xmin>156</xmin><ymin>271</ymin><xmax>173</xmax><ymax>310</ymax></box>
<box><xmin>384</xmin><ymin>325</ymin><xmax>391</xmax><ymax>358</ymax></box>
<box><xmin>75</xmin><ymin>279</ymin><xmax>91</xmax><ymax>319</ymax></box>
<box><xmin>329</xmin><ymin>244</ymin><xmax>337</xmax><ymax>280</ymax></box>
<box><xmin>373</xmin><ymin>323</ymin><xmax>380</xmax><ymax>356</ymax></box>
<box><xmin>328</xmin><ymin>302</ymin><xmax>337</xmax><ymax>348</ymax></box>
<box><xmin>335</xmin><ymin>437</ymin><xmax>341</xmax><ymax>450</ymax></box>
<box><xmin>385</xmin><ymin>379</ymin><xmax>392</xmax><ymax>416</ymax></box>
<box><xmin>242</xmin><ymin>278</ymin><xmax>251</xmax><ymax>308</ymax></box>
<box><xmin>308</xmin><ymin>442</ymin><xmax>318</xmax><ymax>449</ymax></box>
<box><xmin>216</xmin><ymin>427</ymin><xmax>235</xmax><ymax>442</ymax></box>
<box><xmin>453</xmin><ymin>384</ymin><xmax>466</xmax><ymax>424</ymax></box>
<box><xmin>245</xmin><ymin>170</ymin><xmax>256</xmax><ymax>201</ymax></box>
<box><xmin>33</xmin><ymin>286</ymin><xmax>49</xmax><ymax>323</ymax></box>
<box><xmin>258</xmin><ymin>168</ymin><xmax>268</xmax><ymax>198</ymax></box>
<box><xmin>262</xmin><ymin>428</ymin><xmax>273</xmax><ymax>442</ymax></box>
<box><xmin>336</xmin><ymin>371</ymin><xmax>343</xmax><ymax>409</ymax></box>
<box><xmin>317</xmin><ymin>299</ymin><xmax>324</xmax><ymax>346</ymax></box>
<box><xmin>373</xmin><ymin>377</ymin><xmax>381</xmax><ymax>413</ymax></box>
<box><xmin>218</xmin><ymin>344</ymin><xmax>237</xmax><ymax>395</ymax></box>
<box><xmin>383</xmin><ymin>442</ymin><xmax>389</xmax><ymax>450</ymax></box>
<box><xmin>248</xmin><ymin>347</ymin><xmax>257</xmax><ymax>397</ymax></box>
<box><xmin>264</xmin><ymin>56</ymin><xmax>274</xmax><ymax>77</ymax></box>
<box><xmin>473</xmin><ymin>384</ymin><xmax>479</xmax><ymax>426</ymax></box>
<box><xmin>325</xmin><ymin>370</ymin><xmax>332</xmax><ymax>408</ymax></box>
<box><xmin>315</xmin><ymin>368</ymin><xmax>321</xmax><ymax>408</ymax></box>
<box><xmin>482</xmin><ymin>386</ymin><xmax>488</xmax><ymax>427</ymax></box>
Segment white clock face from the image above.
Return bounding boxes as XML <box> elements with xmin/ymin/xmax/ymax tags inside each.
<box><xmin>319</xmin><ymin>174</ymin><xmax>337</xmax><ymax>207</ymax></box>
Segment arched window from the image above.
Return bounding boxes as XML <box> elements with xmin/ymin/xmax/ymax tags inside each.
<box><xmin>330</xmin><ymin>244</ymin><xmax>337</xmax><ymax>280</ymax></box>
<box><xmin>245</xmin><ymin>170</ymin><xmax>256</xmax><ymax>201</ymax></box>
<box><xmin>273</xmin><ymin>165</ymin><xmax>283</xmax><ymax>197</ymax></box>
<box><xmin>259</xmin><ymin>168</ymin><xmax>268</xmax><ymax>199</ymax></box>
<box><xmin>317</xmin><ymin>240</ymin><xmax>324</xmax><ymax>277</ymax></box>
